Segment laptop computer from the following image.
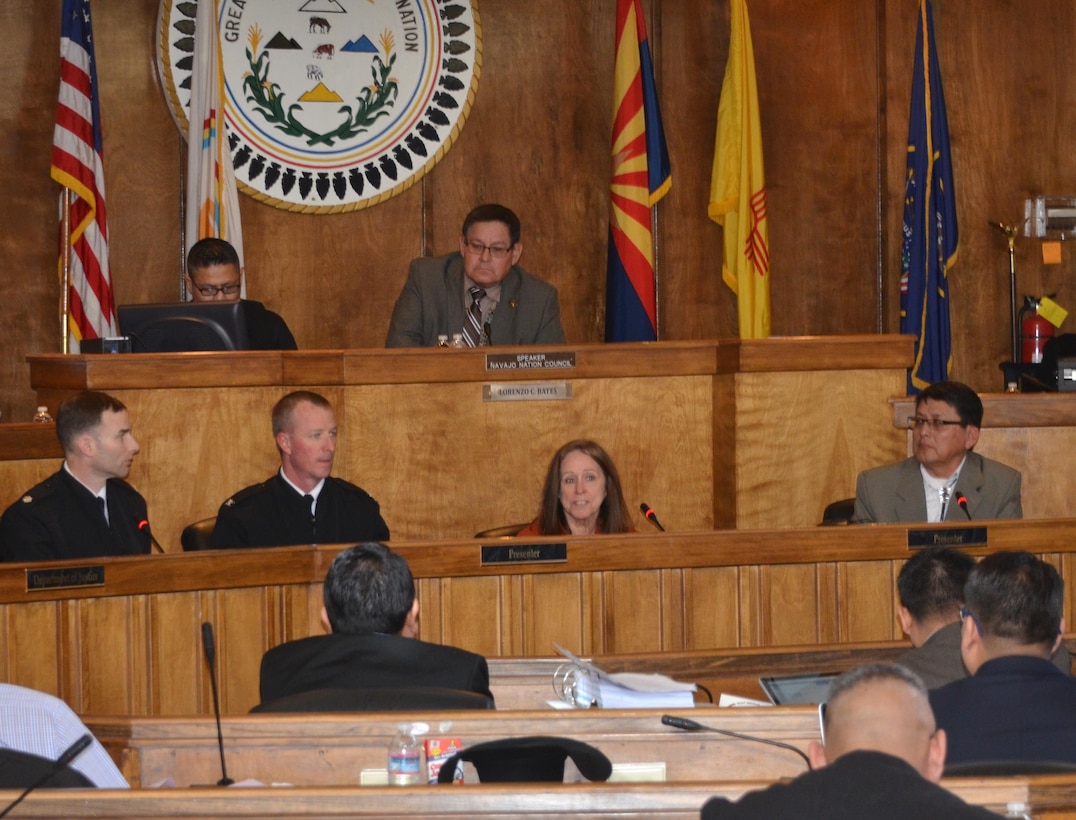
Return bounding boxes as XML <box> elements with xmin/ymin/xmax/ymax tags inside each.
<box><xmin>759</xmin><ymin>671</ymin><xmax>839</xmax><ymax>705</ymax></box>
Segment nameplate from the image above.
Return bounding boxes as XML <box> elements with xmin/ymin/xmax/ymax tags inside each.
<box><xmin>483</xmin><ymin>382</ymin><xmax>572</xmax><ymax>402</ymax></box>
<box><xmin>485</xmin><ymin>351</ymin><xmax>577</xmax><ymax>371</ymax></box>
<box><xmin>481</xmin><ymin>543</ymin><xmax>567</xmax><ymax>565</ymax></box>
<box><xmin>26</xmin><ymin>565</ymin><xmax>106</xmax><ymax>592</ymax></box>
<box><xmin>907</xmin><ymin>527</ymin><xmax>988</xmax><ymax>549</ymax></box>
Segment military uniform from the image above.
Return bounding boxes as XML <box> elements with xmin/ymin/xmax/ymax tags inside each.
<box><xmin>0</xmin><ymin>468</ymin><xmax>150</xmax><ymax>563</ymax></box>
<box><xmin>208</xmin><ymin>473</ymin><xmax>389</xmax><ymax>549</ymax></box>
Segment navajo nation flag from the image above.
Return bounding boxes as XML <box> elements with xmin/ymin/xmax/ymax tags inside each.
<box><xmin>50</xmin><ymin>0</ymin><xmax>115</xmax><ymax>352</ymax></box>
<box><xmin>606</xmin><ymin>0</ymin><xmax>671</xmax><ymax>342</ymax></box>
<box><xmin>187</xmin><ymin>0</ymin><xmax>245</xmax><ymax>295</ymax></box>
<box><xmin>709</xmin><ymin>0</ymin><xmax>770</xmax><ymax>339</ymax></box>
<box><xmin>900</xmin><ymin>0</ymin><xmax>958</xmax><ymax>393</ymax></box>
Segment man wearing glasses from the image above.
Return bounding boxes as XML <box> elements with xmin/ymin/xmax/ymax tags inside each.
<box><xmin>385</xmin><ymin>203</ymin><xmax>565</xmax><ymax>347</ymax></box>
<box><xmin>852</xmin><ymin>380</ymin><xmax>1021</xmax><ymax>523</ymax></box>
<box><xmin>186</xmin><ymin>238</ymin><xmax>297</xmax><ymax>350</ymax></box>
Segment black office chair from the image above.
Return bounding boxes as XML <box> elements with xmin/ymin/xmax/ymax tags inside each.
<box><xmin>250</xmin><ymin>685</ymin><xmax>494</xmax><ymax>713</ymax></box>
<box><xmin>944</xmin><ymin>759</ymin><xmax>1076</xmax><ymax>777</ymax></box>
<box><xmin>436</xmin><ymin>736</ymin><xmax>612</xmax><ymax>783</ymax></box>
<box><xmin>474</xmin><ymin>522</ymin><xmax>530</xmax><ymax>539</ymax></box>
<box><xmin>180</xmin><ymin>516</ymin><xmax>216</xmax><ymax>551</ymax></box>
<box><xmin>819</xmin><ymin>498</ymin><xmax>855</xmax><ymax>526</ymax></box>
<box><xmin>0</xmin><ymin>748</ymin><xmax>95</xmax><ymax>788</ymax></box>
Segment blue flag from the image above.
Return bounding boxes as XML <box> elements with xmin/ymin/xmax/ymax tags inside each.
<box><xmin>900</xmin><ymin>0</ymin><xmax>959</xmax><ymax>393</ymax></box>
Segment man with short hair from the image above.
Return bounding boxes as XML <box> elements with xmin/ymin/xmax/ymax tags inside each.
<box><xmin>701</xmin><ymin>663</ymin><xmax>995</xmax><ymax>819</ymax></box>
<box><xmin>258</xmin><ymin>543</ymin><xmax>492</xmax><ymax>704</ymax></box>
<box><xmin>385</xmin><ymin>203</ymin><xmax>565</xmax><ymax>347</ymax></box>
<box><xmin>208</xmin><ymin>390</ymin><xmax>389</xmax><ymax>550</ymax></box>
<box><xmin>853</xmin><ymin>380</ymin><xmax>1021</xmax><ymax>523</ymax></box>
<box><xmin>895</xmin><ymin>547</ymin><xmax>978</xmax><ymax>688</ymax></box>
<box><xmin>0</xmin><ymin>391</ymin><xmax>151</xmax><ymax>562</ymax></box>
<box><xmin>930</xmin><ymin>550</ymin><xmax>1076</xmax><ymax>767</ymax></box>
<box><xmin>186</xmin><ymin>237</ymin><xmax>297</xmax><ymax>350</ymax></box>
<box><xmin>896</xmin><ymin>547</ymin><xmax>1069</xmax><ymax>689</ymax></box>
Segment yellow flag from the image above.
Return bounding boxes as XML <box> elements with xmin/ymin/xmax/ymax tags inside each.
<box><xmin>709</xmin><ymin>0</ymin><xmax>770</xmax><ymax>339</ymax></box>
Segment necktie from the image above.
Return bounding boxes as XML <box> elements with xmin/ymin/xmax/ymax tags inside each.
<box><xmin>304</xmin><ymin>495</ymin><xmax>316</xmax><ymax>538</ymax></box>
<box><xmin>939</xmin><ymin>486</ymin><xmax>952</xmax><ymax>521</ymax></box>
<box><xmin>98</xmin><ymin>497</ymin><xmax>110</xmax><ymax>526</ymax></box>
<box><xmin>463</xmin><ymin>286</ymin><xmax>486</xmax><ymax>347</ymax></box>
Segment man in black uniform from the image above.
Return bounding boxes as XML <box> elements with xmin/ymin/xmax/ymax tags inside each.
<box><xmin>186</xmin><ymin>237</ymin><xmax>297</xmax><ymax>350</ymax></box>
<box><xmin>258</xmin><ymin>543</ymin><xmax>491</xmax><ymax>705</ymax></box>
<box><xmin>208</xmin><ymin>391</ymin><xmax>389</xmax><ymax>549</ymax></box>
<box><xmin>0</xmin><ymin>391</ymin><xmax>151</xmax><ymax>563</ymax></box>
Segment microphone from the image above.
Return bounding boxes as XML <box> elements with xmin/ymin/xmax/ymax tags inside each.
<box><xmin>138</xmin><ymin>519</ymin><xmax>166</xmax><ymax>554</ymax></box>
<box><xmin>201</xmin><ymin>622</ymin><xmax>234</xmax><ymax>786</ymax></box>
<box><xmin>0</xmin><ymin>734</ymin><xmax>93</xmax><ymax>818</ymax></box>
<box><xmin>661</xmin><ymin>714</ymin><xmax>811</xmax><ymax>768</ymax></box>
<box><xmin>956</xmin><ymin>493</ymin><xmax>971</xmax><ymax>520</ymax></box>
<box><xmin>640</xmin><ymin>503</ymin><xmax>665</xmax><ymax>532</ymax></box>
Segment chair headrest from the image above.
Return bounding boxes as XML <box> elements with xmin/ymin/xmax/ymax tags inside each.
<box><xmin>436</xmin><ymin>735</ymin><xmax>612</xmax><ymax>783</ymax></box>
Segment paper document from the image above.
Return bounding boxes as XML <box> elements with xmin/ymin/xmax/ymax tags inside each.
<box><xmin>553</xmin><ymin>644</ymin><xmax>696</xmax><ymax>708</ymax></box>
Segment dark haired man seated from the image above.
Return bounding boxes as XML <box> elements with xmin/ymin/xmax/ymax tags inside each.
<box><xmin>258</xmin><ymin>543</ymin><xmax>493</xmax><ymax>705</ymax></box>
<box><xmin>930</xmin><ymin>550</ymin><xmax>1076</xmax><ymax>767</ymax></box>
<box><xmin>852</xmin><ymin>380</ymin><xmax>1021</xmax><ymax>523</ymax></box>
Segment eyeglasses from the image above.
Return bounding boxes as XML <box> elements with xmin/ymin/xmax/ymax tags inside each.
<box><xmin>191</xmin><ymin>282</ymin><xmax>241</xmax><ymax>297</ymax></box>
<box><xmin>959</xmin><ymin>606</ymin><xmax>983</xmax><ymax>635</ymax></box>
<box><xmin>463</xmin><ymin>239</ymin><xmax>513</xmax><ymax>259</ymax></box>
<box><xmin>907</xmin><ymin>416</ymin><xmax>965</xmax><ymax>431</ymax></box>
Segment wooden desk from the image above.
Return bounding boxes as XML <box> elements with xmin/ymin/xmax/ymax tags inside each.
<box><xmin>8</xmin><ymin>777</ymin><xmax>1064</xmax><ymax>819</ymax></box>
<box><xmin>20</xmin><ymin>337</ymin><xmax>912</xmax><ymax>546</ymax></box>
<box><xmin>1</xmin><ymin>521</ymin><xmax>1073</xmax><ymax>717</ymax></box>
<box><xmin>87</xmin><ymin>708</ymin><xmax>818</xmax><ymax>788</ymax></box>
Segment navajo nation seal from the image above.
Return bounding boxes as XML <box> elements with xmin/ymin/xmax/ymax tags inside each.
<box><xmin>157</xmin><ymin>0</ymin><xmax>481</xmax><ymax>212</ymax></box>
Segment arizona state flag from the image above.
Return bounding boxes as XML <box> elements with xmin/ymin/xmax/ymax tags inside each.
<box><xmin>606</xmin><ymin>0</ymin><xmax>671</xmax><ymax>342</ymax></box>
<box><xmin>709</xmin><ymin>0</ymin><xmax>770</xmax><ymax>340</ymax></box>
<box><xmin>900</xmin><ymin>0</ymin><xmax>958</xmax><ymax>393</ymax></box>
<box><xmin>186</xmin><ymin>0</ymin><xmax>245</xmax><ymax>296</ymax></box>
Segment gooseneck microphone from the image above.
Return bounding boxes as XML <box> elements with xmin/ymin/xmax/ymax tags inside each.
<box><xmin>201</xmin><ymin>622</ymin><xmax>234</xmax><ymax>786</ymax></box>
<box><xmin>661</xmin><ymin>714</ymin><xmax>811</xmax><ymax>768</ymax></box>
<box><xmin>138</xmin><ymin>519</ymin><xmax>166</xmax><ymax>554</ymax></box>
<box><xmin>0</xmin><ymin>734</ymin><xmax>93</xmax><ymax>818</ymax></box>
<box><xmin>956</xmin><ymin>493</ymin><xmax>971</xmax><ymax>520</ymax></box>
<box><xmin>640</xmin><ymin>503</ymin><xmax>666</xmax><ymax>532</ymax></box>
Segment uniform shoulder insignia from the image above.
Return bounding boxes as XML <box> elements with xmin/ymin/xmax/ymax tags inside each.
<box><xmin>224</xmin><ymin>498</ymin><xmax>236</xmax><ymax>507</ymax></box>
<box><xmin>21</xmin><ymin>495</ymin><xmax>33</xmax><ymax>504</ymax></box>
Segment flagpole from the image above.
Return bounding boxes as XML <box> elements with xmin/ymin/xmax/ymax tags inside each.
<box><xmin>59</xmin><ymin>188</ymin><xmax>72</xmax><ymax>354</ymax></box>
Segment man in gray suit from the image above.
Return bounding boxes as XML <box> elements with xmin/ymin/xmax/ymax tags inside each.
<box><xmin>385</xmin><ymin>203</ymin><xmax>565</xmax><ymax>347</ymax></box>
<box><xmin>852</xmin><ymin>381</ymin><xmax>1021</xmax><ymax>523</ymax></box>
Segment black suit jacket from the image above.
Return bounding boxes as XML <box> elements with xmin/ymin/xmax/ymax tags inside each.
<box><xmin>0</xmin><ymin>468</ymin><xmax>150</xmax><ymax>563</ymax></box>
<box><xmin>930</xmin><ymin>655</ymin><xmax>1076</xmax><ymax>766</ymax></box>
<box><xmin>242</xmin><ymin>300</ymin><xmax>297</xmax><ymax>350</ymax></box>
<box><xmin>384</xmin><ymin>252</ymin><xmax>565</xmax><ymax>347</ymax></box>
<box><xmin>259</xmin><ymin>632</ymin><xmax>493</xmax><ymax>704</ymax></box>
<box><xmin>701</xmin><ymin>751</ymin><xmax>996</xmax><ymax>819</ymax></box>
<box><xmin>209</xmin><ymin>474</ymin><xmax>389</xmax><ymax>550</ymax></box>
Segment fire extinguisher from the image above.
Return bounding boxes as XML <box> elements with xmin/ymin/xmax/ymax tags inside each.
<box><xmin>1018</xmin><ymin>296</ymin><xmax>1055</xmax><ymax>364</ymax></box>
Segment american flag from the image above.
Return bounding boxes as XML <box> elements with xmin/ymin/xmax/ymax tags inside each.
<box><xmin>50</xmin><ymin>0</ymin><xmax>114</xmax><ymax>352</ymax></box>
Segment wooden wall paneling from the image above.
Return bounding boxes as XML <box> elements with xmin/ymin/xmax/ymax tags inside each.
<box><xmin>5</xmin><ymin>601</ymin><xmax>61</xmax><ymax>695</ymax></box>
<box><xmin>521</xmin><ymin>572</ymin><xmax>587</xmax><ymax>659</ymax></box>
<box><xmin>215</xmin><ymin>587</ymin><xmax>275</xmax><ymax>714</ymax></box>
<box><xmin>660</xmin><ymin>568</ymin><xmax>685</xmax><ymax>650</ymax></box>
<box><xmin>835</xmin><ymin>559</ymin><xmax>900</xmax><ymax>644</ymax></box>
<box><xmin>75</xmin><ymin>596</ymin><xmax>136</xmax><ymax>714</ymax></box>
<box><xmin>973</xmin><ymin>428</ymin><xmax>1073</xmax><ymax>521</ymax></box>
<box><xmin>150</xmin><ymin>591</ymin><xmax>203</xmax><ymax>716</ymax></box>
<box><xmin>602</xmin><ymin>569</ymin><xmax>670</xmax><ymax>654</ymax></box>
<box><xmin>713</xmin><ymin>372</ymin><xmax>738</xmax><ymax>527</ymax></box>
<box><xmin>734</xmin><ymin>369</ymin><xmax>907</xmax><ymax>528</ymax></box>
<box><xmin>814</xmin><ymin>561</ymin><xmax>840</xmax><ymax>645</ymax></box>
<box><xmin>760</xmin><ymin>564</ymin><xmax>820</xmax><ymax>646</ymax></box>
<box><xmin>683</xmin><ymin>566</ymin><xmax>742</xmax><ymax>649</ymax></box>
<box><xmin>438</xmin><ymin>575</ymin><xmax>505</xmax><ymax>660</ymax></box>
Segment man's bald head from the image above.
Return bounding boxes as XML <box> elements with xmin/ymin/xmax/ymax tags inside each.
<box><xmin>809</xmin><ymin>663</ymin><xmax>946</xmax><ymax>782</ymax></box>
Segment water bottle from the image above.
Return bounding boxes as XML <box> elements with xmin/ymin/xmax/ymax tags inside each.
<box><xmin>437</xmin><ymin>334</ymin><xmax>449</xmax><ymax>348</ymax></box>
<box><xmin>386</xmin><ymin>723</ymin><xmax>425</xmax><ymax>786</ymax></box>
<box><xmin>449</xmin><ymin>333</ymin><xmax>465</xmax><ymax>348</ymax></box>
<box><xmin>32</xmin><ymin>406</ymin><xmax>53</xmax><ymax>423</ymax></box>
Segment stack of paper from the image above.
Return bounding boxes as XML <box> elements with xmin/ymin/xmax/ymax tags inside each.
<box><xmin>554</xmin><ymin>644</ymin><xmax>697</xmax><ymax>709</ymax></box>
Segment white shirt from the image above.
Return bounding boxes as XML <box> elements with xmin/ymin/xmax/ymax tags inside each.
<box><xmin>921</xmin><ymin>457</ymin><xmax>965</xmax><ymax>523</ymax></box>
<box><xmin>0</xmin><ymin>683</ymin><xmax>129</xmax><ymax>788</ymax></box>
